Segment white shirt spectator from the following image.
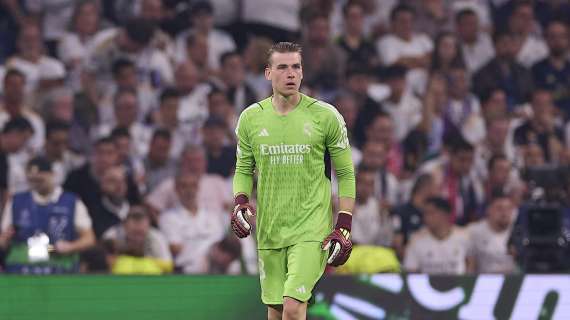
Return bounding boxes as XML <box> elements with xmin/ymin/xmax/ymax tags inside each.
<box><xmin>103</xmin><ymin>225</ymin><xmax>172</xmax><ymax>262</ymax></box>
<box><xmin>460</xmin><ymin>32</ymin><xmax>495</xmax><ymax>73</ymax></box>
<box><xmin>50</xmin><ymin>151</ymin><xmax>85</xmax><ymax>187</ymax></box>
<box><xmin>404</xmin><ymin>226</ymin><xmax>471</xmax><ymax>274</ymax></box>
<box><xmin>352</xmin><ymin>197</ymin><xmax>394</xmax><ymax>247</ymax></box>
<box><xmin>382</xmin><ymin>91</ymin><xmax>422</xmax><ymax>142</ymax></box>
<box><xmin>93</xmin><ymin>122</ymin><xmax>153</xmax><ymax>158</ymax></box>
<box><xmin>175</xmin><ymin>29</ymin><xmax>237</xmax><ymax>70</ymax></box>
<box><xmin>178</xmin><ymin>83</ymin><xmax>211</xmax><ymax>126</ymax></box>
<box><xmin>6</xmin><ymin>56</ymin><xmax>66</xmax><ymax>96</ymax></box>
<box><xmin>376</xmin><ymin>33</ymin><xmax>433</xmax><ymax>94</ymax></box>
<box><xmin>159</xmin><ymin>204</ymin><xmax>226</xmax><ymax>273</ymax></box>
<box><xmin>467</xmin><ymin>220</ymin><xmax>515</xmax><ymax>273</ymax></box>
<box><xmin>85</xmin><ymin>28</ymin><xmax>174</xmax><ymax>92</ymax></box>
<box><xmin>25</xmin><ymin>0</ymin><xmax>75</xmax><ymax>42</ymax></box>
<box><xmin>0</xmin><ymin>109</ymin><xmax>45</xmax><ymax>154</ymax></box>
<box><xmin>516</xmin><ymin>35</ymin><xmax>549</xmax><ymax>68</ymax></box>
<box><xmin>242</xmin><ymin>0</ymin><xmax>300</xmax><ymax>33</ymax></box>
<box><xmin>445</xmin><ymin>95</ymin><xmax>486</xmax><ymax>145</ymax></box>
<box><xmin>146</xmin><ymin>174</ymin><xmax>232</xmax><ymax>213</ymax></box>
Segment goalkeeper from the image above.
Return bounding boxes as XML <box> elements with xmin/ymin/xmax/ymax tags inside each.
<box><xmin>231</xmin><ymin>42</ymin><xmax>356</xmax><ymax>320</ymax></box>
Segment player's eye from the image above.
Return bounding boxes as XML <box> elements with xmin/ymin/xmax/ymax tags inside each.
<box><xmin>277</xmin><ymin>65</ymin><xmax>288</xmax><ymax>70</ymax></box>
<box><xmin>292</xmin><ymin>64</ymin><xmax>301</xmax><ymax>69</ymax></box>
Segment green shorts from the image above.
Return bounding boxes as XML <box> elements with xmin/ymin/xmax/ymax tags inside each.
<box><xmin>258</xmin><ymin>241</ymin><xmax>327</xmax><ymax>305</ymax></box>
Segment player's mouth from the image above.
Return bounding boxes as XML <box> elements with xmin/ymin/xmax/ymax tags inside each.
<box><xmin>285</xmin><ymin>82</ymin><xmax>296</xmax><ymax>87</ymax></box>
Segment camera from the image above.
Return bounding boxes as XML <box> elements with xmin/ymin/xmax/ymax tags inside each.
<box><xmin>510</xmin><ymin>166</ymin><xmax>570</xmax><ymax>272</ymax></box>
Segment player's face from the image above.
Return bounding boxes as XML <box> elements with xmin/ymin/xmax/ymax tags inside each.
<box><xmin>265</xmin><ymin>52</ymin><xmax>303</xmax><ymax>97</ymax></box>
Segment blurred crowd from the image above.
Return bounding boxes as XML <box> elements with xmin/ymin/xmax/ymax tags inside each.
<box><xmin>0</xmin><ymin>0</ymin><xmax>569</xmax><ymax>275</ymax></box>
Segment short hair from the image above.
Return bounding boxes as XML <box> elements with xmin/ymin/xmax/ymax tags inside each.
<box><xmin>492</xmin><ymin>28</ymin><xmax>513</xmax><ymax>44</ymax></box>
<box><xmin>2</xmin><ymin>116</ymin><xmax>34</xmax><ymax>134</ymax></box>
<box><xmin>488</xmin><ymin>154</ymin><xmax>509</xmax><ymax>171</ymax></box>
<box><xmin>382</xmin><ymin>65</ymin><xmax>408</xmax><ymax>80</ymax></box>
<box><xmin>448</xmin><ymin>135</ymin><xmax>474</xmax><ymax>153</ymax></box>
<box><xmin>45</xmin><ymin>121</ymin><xmax>71</xmax><ymax>139</ymax></box>
<box><xmin>480</xmin><ymin>87</ymin><xmax>505</xmax><ymax>104</ymax></box>
<box><xmin>203</xmin><ymin>116</ymin><xmax>227</xmax><ymax>129</ymax></box>
<box><xmin>455</xmin><ymin>8</ymin><xmax>477</xmax><ymax>24</ymax></box>
<box><xmin>159</xmin><ymin>87</ymin><xmax>180</xmax><ymax>103</ymax></box>
<box><xmin>266</xmin><ymin>42</ymin><xmax>302</xmax><ymax>66</ymax></box>
<box><xmin>124</xmin><ymin>18</ymin><xmax>155</xmax><ymax>46</ymax></box>
<box><xmin>411</xmin><ymin>173</ymin><xmax>434</xmax><ymax>196</ymax></box>
<box><xmin>3</xmin><ymin>68</ymin><xmax>26</xmax><ymax>83</ymax></box>
<box><xmin>425</xmin><ymin>197</ymin><xmax>452</xmax><ymax>213</ymax></box>
<box><xmin>190</xmin><ymin>1</ymin><xmax>214</xmax><ymax>16</ymax></box>
<box><xmin>110</xmin><ymin>127</ymin><xmax>130</xmax><ymax>140</ymax></box>
<box><xmin>220</xmin><ymin>50</ymin><xmax>241</xmax><ymax>67</ymax></box>
<box><xmin>112</xmin><ymin>58</ymin><xmax>135</xmax><ymax>77</ymax></box>
<box><xmin>390</xmin><ymin>4</ymin><xmax>415</xmax><ymax>22</ymax></box>
<box><xmin>342</xmin><ymin>0</ymin><xmax>364</xmax><ymax>16</ymax></box>
<box><xmin>94</xmin><ymin>136</ymin><xmax>116</xmax><ymax>148</ymax></box>
<box><xmin>152</xmin><ymin>128</ymin><xmax>171</xmax><ymax>141</ymax></box>
<box><xmin>125</xmin><ymin>206</ymin><xmax>150</xmax><ymax>222</ymax></box>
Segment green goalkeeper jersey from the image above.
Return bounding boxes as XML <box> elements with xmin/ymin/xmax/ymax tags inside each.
<box><xmin>233</xmin><ymin>93</ymin><xmax>356</xmax><ymax>249</ymax></box>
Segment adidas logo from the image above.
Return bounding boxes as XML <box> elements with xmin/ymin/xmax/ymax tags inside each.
<box><xmin>259</xmin><ymin>128</ymin><xmax>269</xmax><ymax>137</ymax></box>
<box><xmin>296</xmin><ymin>285</ymin><xmax>306</xmax><ymax>294</ymax></box>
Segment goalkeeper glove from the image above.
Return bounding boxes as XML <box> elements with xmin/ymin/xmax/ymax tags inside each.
<box><xmin>322</xmin><ymin>211</ymin><xmax>353</xmax><ymax>266</ymax></box>
<box><xmin>230</xmin><ymin>194</ymin><xmax>255</xmax><ymax>238</ymax></box>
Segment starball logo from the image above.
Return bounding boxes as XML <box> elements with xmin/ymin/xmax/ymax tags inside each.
<box><xmin>260</xmin><ymin>143</ymin><xmax>311</xmax><ymax>165</ymax></box>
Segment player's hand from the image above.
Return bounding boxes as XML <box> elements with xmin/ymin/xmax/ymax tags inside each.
<box><xmin>230</xmin><ymin>194</ymin><xmax>256</xmax><ymax>238</ymax></box>
<box><xmin>322</xmin><ymin>228</ymin><xmax>352</xmax><ymax>266</ymax></box>
<box><xmin>322</xmin><ymin>211</ymin><xmax>353</xmax><ymax>266</ymax></box>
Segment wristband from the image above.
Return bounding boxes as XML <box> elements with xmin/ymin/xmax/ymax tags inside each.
<box><xmin>335</xmin><ymin>210</ymin><xmax>352</xmax><ymax>232</ymax></box>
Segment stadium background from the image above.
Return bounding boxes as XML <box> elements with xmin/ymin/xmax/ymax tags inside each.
<box><xmin>0</xmin><ymin>0</ymin><xmax>570</xmax><ymax>319</ymax></box>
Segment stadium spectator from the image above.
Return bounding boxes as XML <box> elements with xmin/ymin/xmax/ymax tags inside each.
<box><xmin>0</xmin><ymin>68</ymin><xmax>45</xmax><ymax>154</ymax></box>
<box><xmin>159</xmin><ymin>171</ymin><xmax>226</xmax><ymax>274</ymax></box>
<box><xmin>0</xmin><ymin>156</ymin><xmax>95</xmax><ymax>274</ymax></box>
<box><xmin>468</xmin><ymin>192</ymin><xmax>516</xmax><ymax>273</ymax></box>
<box><xmin>391</xmin><ymin>173</ymin><xmax>438</xmax><ymax>258</ymax></box>
<box><xmin>404</xmin><ymin>197</ymin><xmax>474</xmax><ymax>274</ymax></box>
<box><xmin>336</xmin><ymin>1</ymin><xmax>379</xmax><ymax>70</ymax></box>
<box><xmin>513</xmin><ymin>90</ymin><xmax>564</xmax><ymax>164</ymax></box>
<box><xmin>301</xmin><ymin>11</ymin><xmax>346</xmax><ymax>96</ymax></box>
<box><xmin>142</xmin><ymin>129</ymin><xmax>175</xmax><ymax>193</ymax></box>
<box><xmin>507</xmin><ymin>1</ymin><xmax>548</xmax><ymax>68</ymax></box>
<box><xmin>376</xmin><ymin>4</ymin><xmax>433</xmax><ymax>93</ymax></box>
<box><xmin>359</xmin><ymin>141</ymin><xmax>400</xmax><ymax>208</ymax></box>
<box><xmin>175</xmin><ymin>1</ymin><xmax>236</xmax><ymax>71</ymax></box>
<box><xmin>380</xmin><ymin>65</ymin><xmax>422</xmax><ymax>142</ymax></box>
<box><xmin>105</xmin><ymin>206</ymin><xmax>172</xmax><ymax>274</ymax></box>
<box><xmin>531</xmin><ymin>20</ymin><xmax>570</xmax><ymax>118</ymax></box>
<box><xmin>351</xmin><ymin>166</ymin><xmax>394</xmax><ymax>247</ymax></box>
<box><xmin>365</xmin><ymin>112</ymin><xmax>403</xmax><ymax>178</ymax></box>
<box><xmin>145</xmin><ymin>144</ymin><xmax>231</xmax><ymax>216</ymax></box>
<box><xmin>42</xmin><ymin>121</ymin><xmax>85</xmax><ymax>187</ymax></box>
<box><xmin>5</xmin><ymin>23</ymin><xmax>66</xmax><ymax>98</ymax></box>
<box><xmin>421</xmin><ymin>136</ymin><xmax>483</xmax><ymax>226</ymax></box>
<box><xmin>213</xmin><ymin>51</ymin><xmax>257</xmax><ymax>111</ymax></box>
<box><xmin>473</xmin><ymin>29</ymin><xmax>534</xmax><ymax>111</ymax></box>
<box><xmin>202</xmin><ymin>116</ymin><xmax>235</xmax><ymax>178</ymax></box>
<box><xmin>455</xmin><ymin>8</ymin><xmax>495</xmax><ymax>74</ymax></box>
<box><xmin>64</xmin><ymin>138</ymin><xmax>141</xmax><ymax>238</ymax></box>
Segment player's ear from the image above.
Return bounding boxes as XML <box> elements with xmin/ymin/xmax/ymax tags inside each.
<box><xmin>264</xmin><ymin>67</ymin><xmax>271</xmax><ymax>80</ymax></box>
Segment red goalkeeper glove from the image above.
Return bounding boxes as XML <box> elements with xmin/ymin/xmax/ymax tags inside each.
<box><xmin>322</xmin><ymin>211</ymin><xmax>353</xmax><ymax>266</ymax></box>
<box><xmin>231</xmin><ymin>194</ymin><xmax>255</xmax><ymax>238</ymax></box>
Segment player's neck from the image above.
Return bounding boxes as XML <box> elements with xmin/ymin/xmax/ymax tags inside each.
<box><xmin>272</xmin><ymin>92</ymin><xmax>301</xmax><ymax>115</ymax></box>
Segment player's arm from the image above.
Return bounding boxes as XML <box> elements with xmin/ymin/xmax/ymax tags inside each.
<box><xmin>231</xmin><ymin>110</ymin><xmax>256</xmax><ymax>238</ymax></box>
<box><xmin>322</xmin><ymin>105</ymin><xmax>356</xmax><ymax>266</ymax></box>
